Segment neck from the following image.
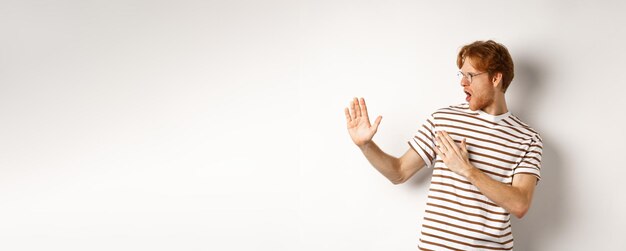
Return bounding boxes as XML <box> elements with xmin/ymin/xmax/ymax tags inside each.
<box><xmin>482</xmin><ymin>91</ymin><xmax>508</xmax><ymax>115</ymax></box>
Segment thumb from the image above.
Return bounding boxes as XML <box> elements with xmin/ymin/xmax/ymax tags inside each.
<box><xmin>461</xmin><ymin>138</ymin><xmax>467</xmax><ymax>151</ymax></box>
<box><xmin>372</xmin><ymin>115</ymin><xmax>383</xmax><ymax>131</ymax></box>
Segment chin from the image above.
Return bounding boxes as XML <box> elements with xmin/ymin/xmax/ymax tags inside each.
<box><xmin>468</xmin><ymin>100</ymin><xmax>479</xmax><ymax>111</ymax></box>
<box><xmin>468</xmin><ymin>98</ymin><xmax>490</xmax><ymax>111</ymax></box>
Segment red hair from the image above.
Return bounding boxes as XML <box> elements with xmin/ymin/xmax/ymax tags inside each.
<box><xmin>457</xmin><ymin>40</ymin><xmax>514</xmax><ymax>93</ymax></box>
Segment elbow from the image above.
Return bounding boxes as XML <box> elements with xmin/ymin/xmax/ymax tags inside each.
<box><xmin>512</xmin><ymin>204</ymin><xmax>530</xmax><ymax>219</ymax></box>
<box><xmin>390</xmin><ymin>175</ymin><xmax>406</xmax><ymax>185</ymax></box>
<box><xmin>390</xmin><ymin>161</ymin><xmax>406</xmax><ymax>185</ymax></box>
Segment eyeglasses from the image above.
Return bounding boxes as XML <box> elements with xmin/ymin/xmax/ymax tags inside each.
<box><xmin>457</xmin><ymin>71</ymin><xmax>487</xmax><ymax>83</ymax></box>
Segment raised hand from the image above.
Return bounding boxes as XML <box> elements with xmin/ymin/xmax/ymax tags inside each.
<box><xmin>344</xmin><ymin>97</ymin><xmax>383</xmax><ymax>147</ymax></box>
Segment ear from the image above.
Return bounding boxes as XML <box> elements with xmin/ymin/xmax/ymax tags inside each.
<box><xmin>491</xmin><ymin>72</ymin><xmax>503</xmax><ymax>89</ymax></box>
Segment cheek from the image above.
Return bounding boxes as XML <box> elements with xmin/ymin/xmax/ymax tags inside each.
<box><xmin>472</xmin><ymin>87</ymin><xmax>483</xmax><ymax>100</ymax></box>
<box><xmin>472</xmin><ymin>83</ymin><xmax>490</xmax><ymax>99</ymax></box>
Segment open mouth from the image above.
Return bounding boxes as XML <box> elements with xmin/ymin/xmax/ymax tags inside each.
<box><xmin>464</xmin><ymin>90</ymin><xmax>472</xmax><ymax>102</ymax></box>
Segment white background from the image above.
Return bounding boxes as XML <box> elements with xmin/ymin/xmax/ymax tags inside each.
<box><xmin>1</xmin><ymin>0</ymin><xmax>625</xmax><ymax>250</ymax></box>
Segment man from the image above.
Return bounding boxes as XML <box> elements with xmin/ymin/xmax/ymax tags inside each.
<box><xmin>344</xmin><ymin>40</ymin><xmax>542</xmax><ymax>250</ymax></box>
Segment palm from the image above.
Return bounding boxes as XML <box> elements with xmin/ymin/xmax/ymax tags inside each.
<box><xmin>344</xmin><ymin>97</ymin><xmax>382</xmax><ymax>146</ymax></box>
<box><xmin>347</xmin><ymin>116</ymin><xmax>375</xmax><ymax>146</ymax></box>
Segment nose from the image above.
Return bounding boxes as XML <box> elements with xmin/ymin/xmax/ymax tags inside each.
<box><xmin>460</xmin><ymin>77</ymin><xmax>470</xmax><ymax>87</ymax></box>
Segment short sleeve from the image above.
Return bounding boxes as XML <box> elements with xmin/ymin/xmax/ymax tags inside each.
<box><xmin>513</xmin><ymin>135</ymin><xmax>543</xmax><ymax>184</ymax></box>
<box><xmin>407</xmin><ymin>114</ymin><xmax>437</xmax><ymax>168</ymax></box>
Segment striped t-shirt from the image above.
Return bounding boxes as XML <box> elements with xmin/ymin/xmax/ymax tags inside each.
<box><xmin>407</xmin><ymin>103</ymin><xmax>543</xmax><ymax>251</ymax></box>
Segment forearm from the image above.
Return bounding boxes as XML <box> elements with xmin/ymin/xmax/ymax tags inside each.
<box><xmin>465</xmin><ymin>166</ymin><xmax>529</xmax><ymax>218</ymax></box>
<box><xmin>358</xmin><ymin>141</ymin><xmax>403</xmax><ymax>184</ymax></box>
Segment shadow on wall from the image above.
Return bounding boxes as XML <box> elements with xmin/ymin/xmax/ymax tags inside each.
<box><xmin>395</xmin><ymin>53</ymin><xmax>566</xmax><ymax>250</ymax></box>
<box><xmin>512</xmin><ymin>135</ymin><xmax>564</xmax><ymax>250</ymax></box>
<box><xmin>510</xmin><ymin>55</ymin><xmax>566</xmax><ymax>250</ymax></box>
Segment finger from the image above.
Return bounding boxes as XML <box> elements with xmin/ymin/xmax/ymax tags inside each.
<box><xmin>461</xmin><ymin>138</ymin><xmax>470</xmax><ymax>157</ymax></box>
<box><xmin>461</xmin><ymin>138</ymin><xmax>467</xmax><ymax>152</ymax></box>
<box><xmin>354</xmin><ymin>97</ymin><xmax>362</xmax><ymax>118</ymax></box>
<box><xmin>441</xmin><ymin>131</ymin><xmax>462</xmax><ymax>155</ymax></box>
<box><xmin>344</xmin><ymin>107</ymin><xmax>352</xmax><ymax>123</ymax></box>
<box><xmin>349</xmin><ymin>99</ymin><xmax>357</xmax><ymax>120</ymax></box>
<box><xmin>360</xmin><ymin>97</ymin><xmax>369</xmax><ymax>120</ymax></box>
<box><xmin>372</xmin><ymin>115</ymin><xmax>382</xmax><ymax>131</ymax></box>
<box><xmin>435</xmin><ymin>134</ymin><xmax>450</xmax><ymax>158</ymax></box>
<box><xmin>433</xmin><ymin>141</ymin><xmax>445</xmax><ymax>158</ymax></box>
<box><xmin>434</xmin><ymin>133</ymin><xmax>442</xmax><ymax>151</ymax></box>
<box><xmin>436</xmin><ymin>131</ymin><xmax>451</xmax><ymax>153</ymax></box>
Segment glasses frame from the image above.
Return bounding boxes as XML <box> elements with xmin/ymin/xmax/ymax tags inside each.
<box><xmin>457</xmin><ymin>71</ymin><xmax>487</xmax><ymax>84</ymax></box>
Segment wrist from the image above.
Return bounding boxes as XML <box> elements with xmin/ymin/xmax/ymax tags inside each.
<box><xmin>358</xmin><ymin>141</ymin><xmax>372</xmax><ymax>151</ymax></box>
<box><xmin>463</xmin><ymin>163</ymin><xmax>478</xmax><ymax>179</ymax></box>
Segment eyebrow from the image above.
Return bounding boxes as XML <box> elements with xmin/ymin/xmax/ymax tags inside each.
<box><xmin>460</xmin><ymin>70</ymin><xmax>479</xmax><ymax>74</ymax></box>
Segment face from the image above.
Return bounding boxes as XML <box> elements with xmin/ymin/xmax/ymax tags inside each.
<box><xmin>460</xmin><ymin>57</ymin><xmax>495</xmax><ymax>111</ymax></box>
